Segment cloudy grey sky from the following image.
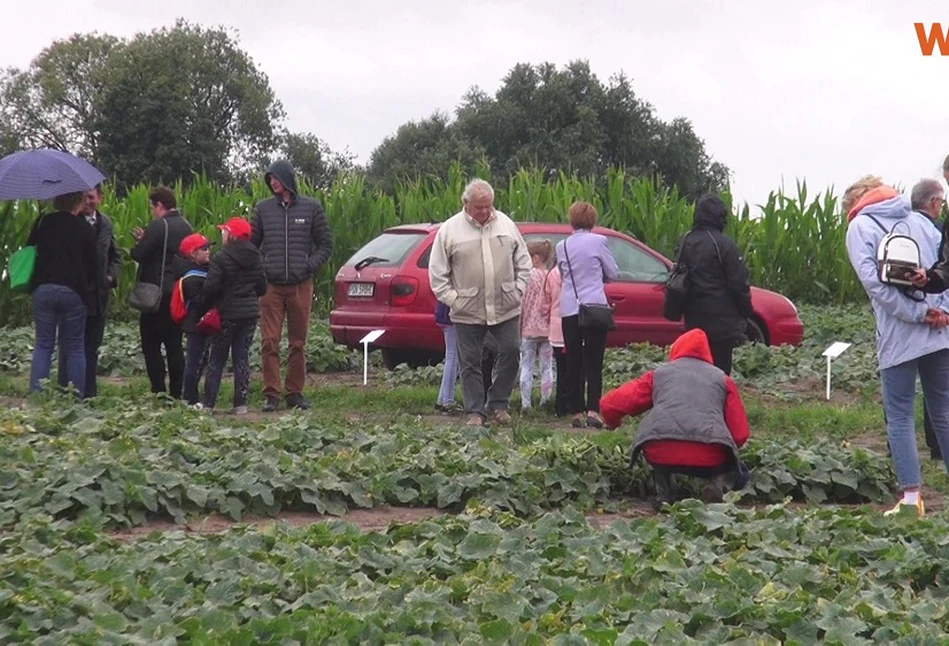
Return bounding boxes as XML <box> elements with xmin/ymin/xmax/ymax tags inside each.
<box><xmin>4</xmin><ymin>0</ymin><xmax>949</xmax><ymax>209</ymax></box>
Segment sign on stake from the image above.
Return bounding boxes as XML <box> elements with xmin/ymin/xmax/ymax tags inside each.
<box><xmin>822</xmin><ymin>342</ymin><xmax>851</xmax><ymax>401</ymax></box>
<box><xmin>359</xmin><ymin>330</ymin><xmax>386</xmax><ymax>386</ymax></box>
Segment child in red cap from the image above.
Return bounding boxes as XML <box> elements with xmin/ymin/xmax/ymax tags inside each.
<box><xmin>172</xmin><ymin>233</ymin><xmax>213</xmax><ymax>406</ymax></box>
<box><xmin>198</xmin><ymin>217</ymin><xmax>267</xmax><ymax>413</ymax></box>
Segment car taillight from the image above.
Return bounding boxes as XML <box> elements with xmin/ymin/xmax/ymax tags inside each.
<box><xmin>390</xmin><ymin>276</ymin><xmax>419</xmax><ymax>307</ymax></box>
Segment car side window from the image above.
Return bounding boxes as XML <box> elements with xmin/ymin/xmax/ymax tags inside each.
<box><xmin>417</xmin><ymin>245</ymin><xmax>432</xmax><ymax>269</ymax></box>
<box><xmin>606</xmin><ymin>237</ymin><xmax>669</xmax><ymax>283</ymax></box>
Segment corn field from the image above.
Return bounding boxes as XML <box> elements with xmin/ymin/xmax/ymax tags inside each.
<box><xmin>0</xmin><ymin>167</ymin><xmax>862</xmax><ymax>328</ymax></box>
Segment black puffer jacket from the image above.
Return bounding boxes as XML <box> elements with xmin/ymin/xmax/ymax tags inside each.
<box><xmin>251</xmin><ymin>160</ymin><xmax>333</xmax><ymax>285</ymax></box>
<box><xmin>198</xmin><ymin>240</ymin><xmax>267</xmax><ymax>321</ymax></box>
<box><xmin>677</xmin><ymin>195</ymin><xmax>753</xmax><ymax>344</ymax></box>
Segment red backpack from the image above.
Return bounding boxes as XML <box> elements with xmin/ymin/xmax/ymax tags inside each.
<box><xmin>169</xmin><ymin>270</ymin><xmax>221</xmax><ymax>334</ymax></box>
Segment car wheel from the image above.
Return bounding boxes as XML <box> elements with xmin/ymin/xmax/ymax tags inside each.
<box><xmin>746</xmin><ymin>318</ymin><xmax>768</xmax><ymax>346</ymax></box>
<box><xmin>381</xmin><ymin>349</ymin><xmax>408</xmax><ymax>371</ymax></box>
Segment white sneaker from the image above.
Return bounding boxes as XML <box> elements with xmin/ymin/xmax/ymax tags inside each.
<box><xmin>233</xmin><ymin>406</ymin><xmax>248</xmax><ymax>415</ymax></box>
<box><xmin>190</xmin><ymin>403</ymin><xmax>204</xmax><ymax>411</ymax></box>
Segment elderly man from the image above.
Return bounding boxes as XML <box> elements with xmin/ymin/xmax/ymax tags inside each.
<box><xmin>909</xmin><ymin>178</ymin><xmax>946</xmax><ymax>460</ymax></box>
<box><xmin>428</xmin><ymin>179</ymin><xmax>532</xmax><ymax>427</ymax></box>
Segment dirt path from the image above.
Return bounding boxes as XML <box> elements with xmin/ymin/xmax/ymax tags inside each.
<box><xmin>111</xmin><ymin>507</ymin><xmax>447</xmax><ymax>541</ymax></box>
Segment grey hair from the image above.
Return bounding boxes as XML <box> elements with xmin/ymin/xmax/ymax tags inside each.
<box><xmin>910</xmin><ymin>178</ymin><xmax>944</xmax><ymax>210</ymax></box>
<box><xmin>461</xmin><ymin>178</ymin><xmax>494</xmax><ymax>203</ymax></box>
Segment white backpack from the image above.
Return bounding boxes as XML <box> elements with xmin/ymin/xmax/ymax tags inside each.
<box><xmin>864</xmin><ymin>215</ymin><xmax>921</xmax><ymax>288</ymax></box>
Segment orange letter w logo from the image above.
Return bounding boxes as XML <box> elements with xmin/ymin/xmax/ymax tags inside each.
<box><xmin>916</xmin><ymin>23</ymin><xmax>949</xmax><ymax>56</ymax></box>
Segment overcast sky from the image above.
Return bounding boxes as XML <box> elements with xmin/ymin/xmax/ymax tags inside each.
<box><xmin>4</xmin><ymin>0</ymin><xmax>949</xmax><ymax>209</ymax></box>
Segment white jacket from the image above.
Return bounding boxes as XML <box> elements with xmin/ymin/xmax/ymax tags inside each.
<box><xmin>428</xmin><ymin>209</ymin><xmax>532</xmax><ymax>325</ymax></box>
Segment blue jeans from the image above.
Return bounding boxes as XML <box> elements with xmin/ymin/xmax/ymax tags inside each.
<box><xmin>437</xmin><ymin>325</ymin><xmax>459</xmax><ymax>406</ymax></box>
<box><xmin>183</xmin><ymin>333</ymin><xmax>210</xmax><ymax>405</ymax></box>
<box><xmin>30</xmin><ymin>284</ymin><xmax>87</xmax><ymax>397</ymax></box>
<box><xmin>880</xmin><ymin>349</ymin><xmax>949</xmax><ymax>490</ymax></box>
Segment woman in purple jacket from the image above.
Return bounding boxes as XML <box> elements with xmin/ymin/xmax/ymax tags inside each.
<box><xmin>556</xmin><ymin>201</ymin><xmax>619</xmax><ymax>428</ymax></box>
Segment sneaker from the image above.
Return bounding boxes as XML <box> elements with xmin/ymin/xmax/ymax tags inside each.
<box><xmin>434</xmin><ymin>402</ymin><xmax>463</xmax><ymax>415</ymax></box>
<box><xmin>233</xmin><ymin>406</ymin><xmax>248</xmax><ymax>415</ymax></box>
<box><xmin>190</xmin><ymin>403</ymin><xmax>204</xmax><ymax>411</ymax></box>
<box><xmin>493</xmin><ymin>410</ymin><xmax>512</xmax><ymax>425</ymax></box>
<box><xmin>466</xmin><ymin>414</ymin><xmax>484</xmax><ymax>427</ymax></box>
<box><xmin>884</xmin><ymin>498</ymin><xmax>925</xmax><ymax>517</ymax></box>
<box><xmin>286</xmin><ymin>394</ymin><xmax>310</xmax><ymax>410</ymax></box>
<box><xmin>262</xmin><ymin>397</ymin><xmax>279</xmax><ymax>413</ymax></box>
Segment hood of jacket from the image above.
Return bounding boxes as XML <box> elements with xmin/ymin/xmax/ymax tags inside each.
<box><xmin>847</xmin><ymin>186</ymin><xmax>899</xmax><ymax>223</ymax></box>
<box><xmin>669</xmin><ymin>329</ymin><xmax>714</xmax><ymax>363</ymax></box>
<box><xmin>265</xmin><ymin>160</ymin><xmax>299</xmax><ymax>198</ymax></box>
<box><xmin>221</xmin><ymin>238</ymin><xmax>263</xmax><ymax>270</ymax></box>
<box><xmin>692</xmin><ymin>195</ymin><xmax>727</xmax><ymax>231</ymax></box>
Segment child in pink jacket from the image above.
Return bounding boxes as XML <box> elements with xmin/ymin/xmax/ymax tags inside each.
<box><xmin>520</xmin><ymin>240</ymin><xmax>555</xmax><ymax>411</ymax></box>
<box><xmin>542</xmin><ymin>254</ymin><xmax>567</xmax><ymax>417</ymax></box>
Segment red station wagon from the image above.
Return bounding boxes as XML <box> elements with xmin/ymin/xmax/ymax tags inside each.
<box><xmin>330</xmin><ymin>223</ymin><xmax>804</xmax><ymax>369</ymax></box>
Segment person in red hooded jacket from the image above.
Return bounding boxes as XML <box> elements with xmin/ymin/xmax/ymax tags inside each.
<box><xmin>600</xmin><ymin>328</ymin><xmax>750</xmax><ymax>507</ymax></box>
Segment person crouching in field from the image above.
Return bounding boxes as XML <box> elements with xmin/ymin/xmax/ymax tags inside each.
<box><xmin>845</xmin><ymin>180</ymin><xmax>949</xmax><ymax>517</ymax></box>
<box><xmin>599</xmin><ymin>328</ymin><xmax>750</xmax><ymax>509</ymax></box>
<box><xmin>198</xmin><ymin>217</ymin><xmax>267</xmax><ymax>414</ymax></box>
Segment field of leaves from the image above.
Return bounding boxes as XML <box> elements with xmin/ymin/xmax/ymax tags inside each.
<box><xmin>4</xmin><ymin>304</ymin><xmax>948</xmax><ymax>643</ymax></box>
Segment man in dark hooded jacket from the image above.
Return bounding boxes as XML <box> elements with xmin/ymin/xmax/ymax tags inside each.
<box><xmin>675</xmin><ymin>194</ymin><xmax>753</xmax><ymax>375</ymax></box>
<box><xmin>251</xmin><ymin>160</ymin><xmax>333</xmax><ymax>412</ymax></box>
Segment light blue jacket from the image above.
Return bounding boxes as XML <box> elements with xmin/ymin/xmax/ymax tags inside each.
<box><xmin>846</xmin><ymin>194</ymin><xmax>949</xmax><ymax>370</ymax></box>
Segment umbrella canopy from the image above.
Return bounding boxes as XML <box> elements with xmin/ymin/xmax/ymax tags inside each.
<box><xmin>0</xmin><ymin>149</ymin><xmax>106</xmax><ymax>200</ymax></box>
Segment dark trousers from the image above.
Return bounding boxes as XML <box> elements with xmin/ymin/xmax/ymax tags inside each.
<box><xmin>553</xmin><ymin>346</ymin><xmax>569</xmax><ymax>417</ymax></box>
<box><xmin>561</xmin><ymin>315</ymin><xmax>608</xmax><ymax>414</ymax></box>
<box><xmin>139</xmin><ymin>295</ymin><xmax>184</xmax><ymax>398</ymax></box>
<box><xmin>455</xmin><ymin>317</ymin><xmax>520</xmax><ymax>419</ymax></box>
<box><xmin>57</xmin><ymin>314</ymin><xmax>106</xmax><ymax>398</ymax></box>
<box><xmin>183</xmin><ymin>333</ymin><xmax>211</xmax><ymax>405</ymax></box>
<box><xmin>203</xmin><ymin>319</ymin><xmax>257</xmax><ymax>410</ymax></box>
<box><xmin>708</xmin><ymin>340</ymin><xmax>734</xmax><ymax>376</ymax></box>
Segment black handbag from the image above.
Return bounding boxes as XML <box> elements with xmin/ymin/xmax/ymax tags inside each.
<box><xmin>563</xmin><ymin>237</ymin><xmax>616</xmax><ymax>330</ymax></box>
<box><xmin>662</xmin><ymin>230</ymin><xmax>722</xmax><ymax>321</ymax></box>
<box><xmin>128</xmin><ymin>218</ymin><xmax>169</xmax><ymax>314</ymax></box>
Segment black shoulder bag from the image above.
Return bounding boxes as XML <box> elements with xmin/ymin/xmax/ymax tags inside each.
<box><xmin>563</xmin><ymin>237</ymin><xmax>616</xmax><ymax>330</ymax></box>
<box><xmin>663</xmin><ymin>230</ymin><xmax>724</xmax><ymax>321</ymax></box>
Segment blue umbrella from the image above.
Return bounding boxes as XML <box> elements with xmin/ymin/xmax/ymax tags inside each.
<box><xmin>0</xmin><ymin>148</ymin><xmax>106</xmax><ymax>200</ymax></box>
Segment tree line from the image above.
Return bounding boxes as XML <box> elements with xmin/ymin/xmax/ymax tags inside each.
<box><xmin>0</xmin><ymin>19</ymin><xmax>728</xmax><ymax>200</ymax></box>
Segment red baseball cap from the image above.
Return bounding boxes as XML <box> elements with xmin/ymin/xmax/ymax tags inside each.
<box><xmin>179</xmin><ymin>233</ymin><xmax>211</xmax><ymax>256</ymax></box>
<box><xmin>218</xmin><ymin>216</ymin><xmax>252</xmax><ymax>240</ymax></box>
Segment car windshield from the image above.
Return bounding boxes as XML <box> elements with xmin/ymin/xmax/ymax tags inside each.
<box><xmin>345</xmin><ymin>232</ymin><xmax>427</xmax><ymax>268</ymax></box>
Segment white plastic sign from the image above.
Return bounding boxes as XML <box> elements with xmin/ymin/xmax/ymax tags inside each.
<box><xmin>822</xmin><ymin>342</ymin><xmax>852</xmax><ymax>400</ymax></box>
<box><xmin>360</xmin><ymin>330</ymin><xmax>386</xmax><ymax>385</ymax></box>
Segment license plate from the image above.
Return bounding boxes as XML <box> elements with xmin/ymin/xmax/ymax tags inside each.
<box><xmin>348</xmin><ymin>282</ymin><xmax>374</xmax><ymax>297</ymax></box>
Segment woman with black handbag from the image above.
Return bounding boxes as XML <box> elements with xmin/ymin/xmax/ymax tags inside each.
<box><xmin>675</xmin><ymin>194</ymin><xmax>753</xmax><ymax>375</ymax></box>
<box><xmin>556</xmin><ymin>201</ymin><xmax>619</xmax><ymax>428</ymax></box>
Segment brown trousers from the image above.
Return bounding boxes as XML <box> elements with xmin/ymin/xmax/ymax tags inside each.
<box><xmin>259</xmin><ymin>281</ymin><xmax>313</xmax><ymax>398</ymax></box>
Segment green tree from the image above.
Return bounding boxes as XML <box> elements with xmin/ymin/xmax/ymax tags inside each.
<box><xmin>366</xmin><ymin>112</ymin><xmax>487</xmax><ymax>192</ymax></box>
<box><xmin>280</xmin><ymin>131</ymin><xmax>357</xmax><ymax>190</ymax></box>
<box><xmin>369</xmin><ymin>60</ymin><xmax>729</xmax><ymax>198</ymax></box>
<box><xmin>0</xmin><ymin>33</ymin><xmax>120</xmax><ymax>161</ymax></box>
<box><xmin>94</xmin><ymin>20</ymin><xmax>284</xmax><ymax>188</ymax></box>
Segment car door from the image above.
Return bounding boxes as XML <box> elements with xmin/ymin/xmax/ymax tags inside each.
<box><xmin>603</xmin><ymin>235</ymin><xmax>685</xmax><ymax>346</ymax></box>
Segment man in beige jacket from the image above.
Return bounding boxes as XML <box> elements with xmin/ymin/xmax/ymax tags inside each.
<box><xmin>429</xmin><ymin>179</ymin><xmax>532</xmax><ymax>426</ymax></box>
